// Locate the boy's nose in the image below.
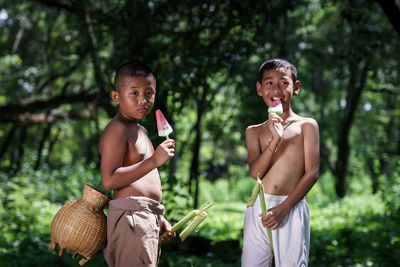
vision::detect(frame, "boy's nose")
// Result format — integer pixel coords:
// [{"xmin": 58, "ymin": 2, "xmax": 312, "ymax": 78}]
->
[
  {"xmin": 273, "ymin": 85, "xmax": 282, "ymax": 91},
  {"xmin": 138, "ymin": 94, "xmax": 148, "ymax": 104}
]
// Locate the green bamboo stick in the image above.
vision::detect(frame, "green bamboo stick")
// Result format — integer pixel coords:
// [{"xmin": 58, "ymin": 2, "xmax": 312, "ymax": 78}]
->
[
  {"xmin": 170, "ymin": 210, "xmax": 200, "ymax": 232},
  {"xmin": 159, "ymin": 201, "xmax": 215, "ymax": 244},
  {"xmin": 258, "ymin": 179, "xmax": 267, "ymax": 215},
  {"xmin": 170, "ymin": 201, "xmax": 214, "ymax": 232},
  {"xmin": 247, "ymin": 177, "xmax": 261, "ymax": 207},
  {"xmin": 258, "ymin": 179, "xmax": 273, "ymax": 250},
  {"xmin": 179, "ymin": 211, "xmax": 208, "ymax": 242},
  {"xmin": 199, "ymin": 201, "xmax": 215, "ymax": 212}
]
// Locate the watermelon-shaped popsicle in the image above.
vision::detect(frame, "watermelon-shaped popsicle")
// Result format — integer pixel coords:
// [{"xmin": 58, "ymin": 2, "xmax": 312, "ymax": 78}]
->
[
  {"xmin": 156, "ymin": 109, "xmax": 173, "ymax": 138},
  {"xmin": 268, "ymin": 99, "xmax": 283, "ymax": 114}
]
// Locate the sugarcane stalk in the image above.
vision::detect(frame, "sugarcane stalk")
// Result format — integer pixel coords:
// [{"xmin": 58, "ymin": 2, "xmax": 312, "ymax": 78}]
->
[
  {"xmin": 179, "ymin": 211, "xmax": 208, "ymax": 242},
  {"xmin": 258, "ymin": 179, "xmax": 273, "ymax": 250},
  {"xmin": 159, "ymin": 201, "xmax": 215, "ymax": 244},
  {"xmin": 170, "ymin": 210, "xmax": 200, "ymax": 232},
  {"xmin": 169, "ymin": 201, "xmax": 214, "ymax": 232},
  {"xmin": 247, "ymin": 176, "xmax": 261, "ymax": 207},
  {"xmin": 258, "ymin": 179, "xmax": 267, "ymax": 215},
  {"xmin": 199, "ymin": 201, "xmax": 215, "ymax": 212}
]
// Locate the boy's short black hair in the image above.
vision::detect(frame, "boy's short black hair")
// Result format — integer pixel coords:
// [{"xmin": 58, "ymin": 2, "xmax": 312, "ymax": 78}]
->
[
  {"xmin": 114, "ymin": 61, "xmax": 155, "ymax": 91},
  {"xmin": 259, "ymin": 58, "xmax": 297, "ymax": 84}
]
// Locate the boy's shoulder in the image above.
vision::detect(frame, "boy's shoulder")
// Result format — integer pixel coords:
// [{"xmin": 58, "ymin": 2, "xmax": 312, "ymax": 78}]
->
[
  {"xmin": 104, "ymin": 117, "xmax": 126, "ymax": 132},
  {"xmin": 295, "ymin": 116, "xmax": 319, "ymax": 136},
  {"xmin": 246, "ymin": 121, "xmax": 268, "ymax": 131},
  {"xmin": 296, "ymin": 116, "xmax": 318, "ymax": 127},
  {"xmin": 102, "ymin": 116, "xmax": 142, "ymax": 138},
  {"xmin": 245, "ymin": 121, "xmax": 269, "ymax": 139},
  {"xmin": 246, "ymin": 121, "xmax": 268, "ymax": 134}
]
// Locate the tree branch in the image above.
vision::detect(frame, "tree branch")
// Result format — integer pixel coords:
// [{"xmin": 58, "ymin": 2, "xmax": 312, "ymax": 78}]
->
[
  {"xmin": 0, "ymin": 92, "xmax": 97, "ymax": 120},
  {"xmin": 374, "ymin": 0, "xmax": 400, "ymax": 36},
  {"xmin": 2, "ymin": 104, "xmax": 95, "ymax": 125},
  {"xmin": 28, "ymin": 0, "xmax": 100, "ymax": 15},
  {"xmin": 29, "ymin": 0, "xmax": 78, "ymax": 13},
  {"xmin": 34, "ymin": 48, "xmax": 88, "ymax": 94}
]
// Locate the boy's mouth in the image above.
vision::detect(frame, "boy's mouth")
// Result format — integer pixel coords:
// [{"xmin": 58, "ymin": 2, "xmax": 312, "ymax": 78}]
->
[
  {"xmin": 138, "ymin": 106, "xmax": 149, "ymax": 113},
  {"xmin": 270, "ymin": 96, "xmax": 282, "ymax": 103}
]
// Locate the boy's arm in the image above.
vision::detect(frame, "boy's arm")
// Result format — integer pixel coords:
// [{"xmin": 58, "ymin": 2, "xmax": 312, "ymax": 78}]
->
[
  {"xmin": 101, "ymin": 123, "xmax": 174, "ymax": 191},
  {"xmin": 262, "ymin": 119, "xmax": 319, "ymax": 229},
  {"xmin": 247, "ymin": 117, "xmax": 283, "ymax": 179}
]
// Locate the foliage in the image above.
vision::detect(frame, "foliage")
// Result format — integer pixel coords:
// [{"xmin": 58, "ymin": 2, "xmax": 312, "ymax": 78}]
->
[
  {"xmin": 1, "ymin": 0, "xmax": 400, "ymax": 266},
  {"xmin": 1, "ymin": 164, "xmax": 400, "ymax": 266},
  {"xmin": 0, "ymin": 166, "xmax": 107, "ymax": 266},
  {"xmin": 310, "ymin": 195, "xmax": 400, "ymax": 266}
]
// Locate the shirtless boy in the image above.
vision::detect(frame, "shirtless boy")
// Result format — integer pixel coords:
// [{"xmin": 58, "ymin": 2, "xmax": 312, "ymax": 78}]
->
[
  {"xmin": 241, "ymin": 58, "xmax": 320, "ymax": 267},
  {"xmin": 99, "ymin": 62, "xmax": 175, "ymax": 267}
]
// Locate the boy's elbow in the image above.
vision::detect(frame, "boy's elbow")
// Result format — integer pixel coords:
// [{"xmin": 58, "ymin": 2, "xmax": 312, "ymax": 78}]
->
[
  {"xmin": 102, "ymin": 178, "xmax": 114, "ymax": 191},
  {"xmin": 311, "ymin": 168, "xmax": 319, "ymax": 183},
  {"xmin": 103, "ymin": 184, "xmax": 113, "ymax": 192}
]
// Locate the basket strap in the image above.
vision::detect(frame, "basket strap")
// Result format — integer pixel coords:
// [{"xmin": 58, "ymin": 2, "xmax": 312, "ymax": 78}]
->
[{"xmin": 93, "ymin": 190, "xmax": 111, "ymax": 212}]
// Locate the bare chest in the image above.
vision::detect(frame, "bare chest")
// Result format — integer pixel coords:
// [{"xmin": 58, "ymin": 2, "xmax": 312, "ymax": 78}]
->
[
  {"xmin": 123, "ymin": 130, "xmax": 152, "ymax": 165},
  {"xmin": 259, "ymin": 124, "xmax": 303, "ymax": 156}
]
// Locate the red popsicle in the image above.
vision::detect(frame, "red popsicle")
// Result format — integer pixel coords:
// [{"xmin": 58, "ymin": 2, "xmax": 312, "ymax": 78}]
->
[{"xmin": 155, "ymin": 109, "xmax": 173, "ymax": 139}]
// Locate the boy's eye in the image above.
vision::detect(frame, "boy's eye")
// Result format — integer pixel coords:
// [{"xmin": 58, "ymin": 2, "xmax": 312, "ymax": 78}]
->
[
  {"xmin": 146, "ymin": 91, "xmax": 154, "ymax": 96},
  {"xmin": 130, "ymin": 91, "xmax": 138, "ymax": 96}
]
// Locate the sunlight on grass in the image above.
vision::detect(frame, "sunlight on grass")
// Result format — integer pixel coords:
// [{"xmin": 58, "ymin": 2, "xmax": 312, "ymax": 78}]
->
[{"xmin": 199, "ymin": 201, "xmax": 246, "ymax": 243}]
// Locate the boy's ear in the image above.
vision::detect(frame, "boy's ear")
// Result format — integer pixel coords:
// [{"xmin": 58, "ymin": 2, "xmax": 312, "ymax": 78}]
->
[
  {"xmin": 293, "ymin": 80, "xmax": 301, "ymax": 96},
  {"xmin": 256, "ymin": 81, "xmax": 263, "ymax": 96},
  {"xmin": 110, "ymin": 90, "xmax": 120, "ymax": 104}
]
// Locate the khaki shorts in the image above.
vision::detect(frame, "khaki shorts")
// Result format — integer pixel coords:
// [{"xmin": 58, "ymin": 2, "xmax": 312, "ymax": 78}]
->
[{"xmin": 104, "ymin": 196, "xmax": 165, "ymax": 267}]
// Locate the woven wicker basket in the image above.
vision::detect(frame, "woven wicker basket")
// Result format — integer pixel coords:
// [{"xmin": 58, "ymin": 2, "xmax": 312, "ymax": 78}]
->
[{"xmin": 49, "ymin": 184, "xmax": 110, "ymax": 266}]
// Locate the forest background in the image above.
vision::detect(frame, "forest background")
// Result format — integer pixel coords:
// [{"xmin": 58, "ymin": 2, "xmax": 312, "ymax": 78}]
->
[{"xmin": 1, "ymin": 0, "xmax": 400, "ymax": 266}]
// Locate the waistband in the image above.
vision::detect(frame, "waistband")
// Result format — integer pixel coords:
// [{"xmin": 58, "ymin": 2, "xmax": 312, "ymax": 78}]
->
[
  {"xmin": 261, "ymin": 193, "xmax": 306, "ymax": 206},
  {"xmin": 109, "ymin": 196, "xmax": 165, "ymax": 216}
]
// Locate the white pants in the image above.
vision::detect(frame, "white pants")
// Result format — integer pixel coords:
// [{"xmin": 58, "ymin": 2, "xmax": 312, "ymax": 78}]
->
[{"xmin": 241, "ymin": 194, "xmax": 310, "ymax": 267}]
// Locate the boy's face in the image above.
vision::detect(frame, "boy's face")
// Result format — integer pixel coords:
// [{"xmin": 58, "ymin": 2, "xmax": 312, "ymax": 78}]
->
[
  {"xmin": 256, "ymin": 67, "xmax": 300, "ymax": 109},
  {"xmin": 110, "ymin": 75, "xmax": 156, "ymax": 122}
]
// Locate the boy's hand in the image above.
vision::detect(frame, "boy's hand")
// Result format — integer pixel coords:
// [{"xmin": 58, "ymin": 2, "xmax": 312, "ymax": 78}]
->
[
  {"xmin": 159, "ymin": 216, "xmax": 176, "ymax": 244},
  {"xmin": 267, "ymin": 113, "xmax": 284, "ymax": 140},
  {"xmin": 260, "ymin": 204, "xmax": 289, "ymax": 230},
  {"xmin": 151, "ymin": 139, "xmax": 175, "ymax": 167}
]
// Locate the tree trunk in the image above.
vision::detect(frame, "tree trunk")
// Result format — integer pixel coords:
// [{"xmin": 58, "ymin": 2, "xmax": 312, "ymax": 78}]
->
[
  {"xmin": 46, "ymin": 127, "xmax": 60, "ymax": 165},
  {"xmin": 188, "ymin": 107, "xmax": 203, "ymax": 208},
  {"xmin": 335, "ymin": 62, "xmax": 369, "ymax": 198},
  {"xmin": 10, "ymin": 127, "xmax": 28, "ymax": 175},
  {"xmin": 0, "ymin": 125, "xmax": 17, "ymax": 162},
  {"xmin": 84, "ymin": 11, "xmax": 115, "ymax": 118},
  {"xmin": 34, "ymin": 123, "xmax": 52, "ymax": 170},
  {"xmin": 366, "ymin": 157, "xmax": 379, "ymax": 194}
]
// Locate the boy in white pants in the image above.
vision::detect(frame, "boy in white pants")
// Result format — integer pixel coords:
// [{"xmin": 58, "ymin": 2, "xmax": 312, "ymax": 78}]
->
[{"xmin": 241, "ymin": 58, "xmax": 319, "ymax": 267}]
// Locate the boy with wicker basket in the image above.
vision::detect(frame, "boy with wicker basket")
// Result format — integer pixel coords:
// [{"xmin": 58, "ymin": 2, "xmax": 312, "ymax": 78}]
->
[{"xmin": 99, "ymin": 62, "xmax": 176, "ymax": 266}]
